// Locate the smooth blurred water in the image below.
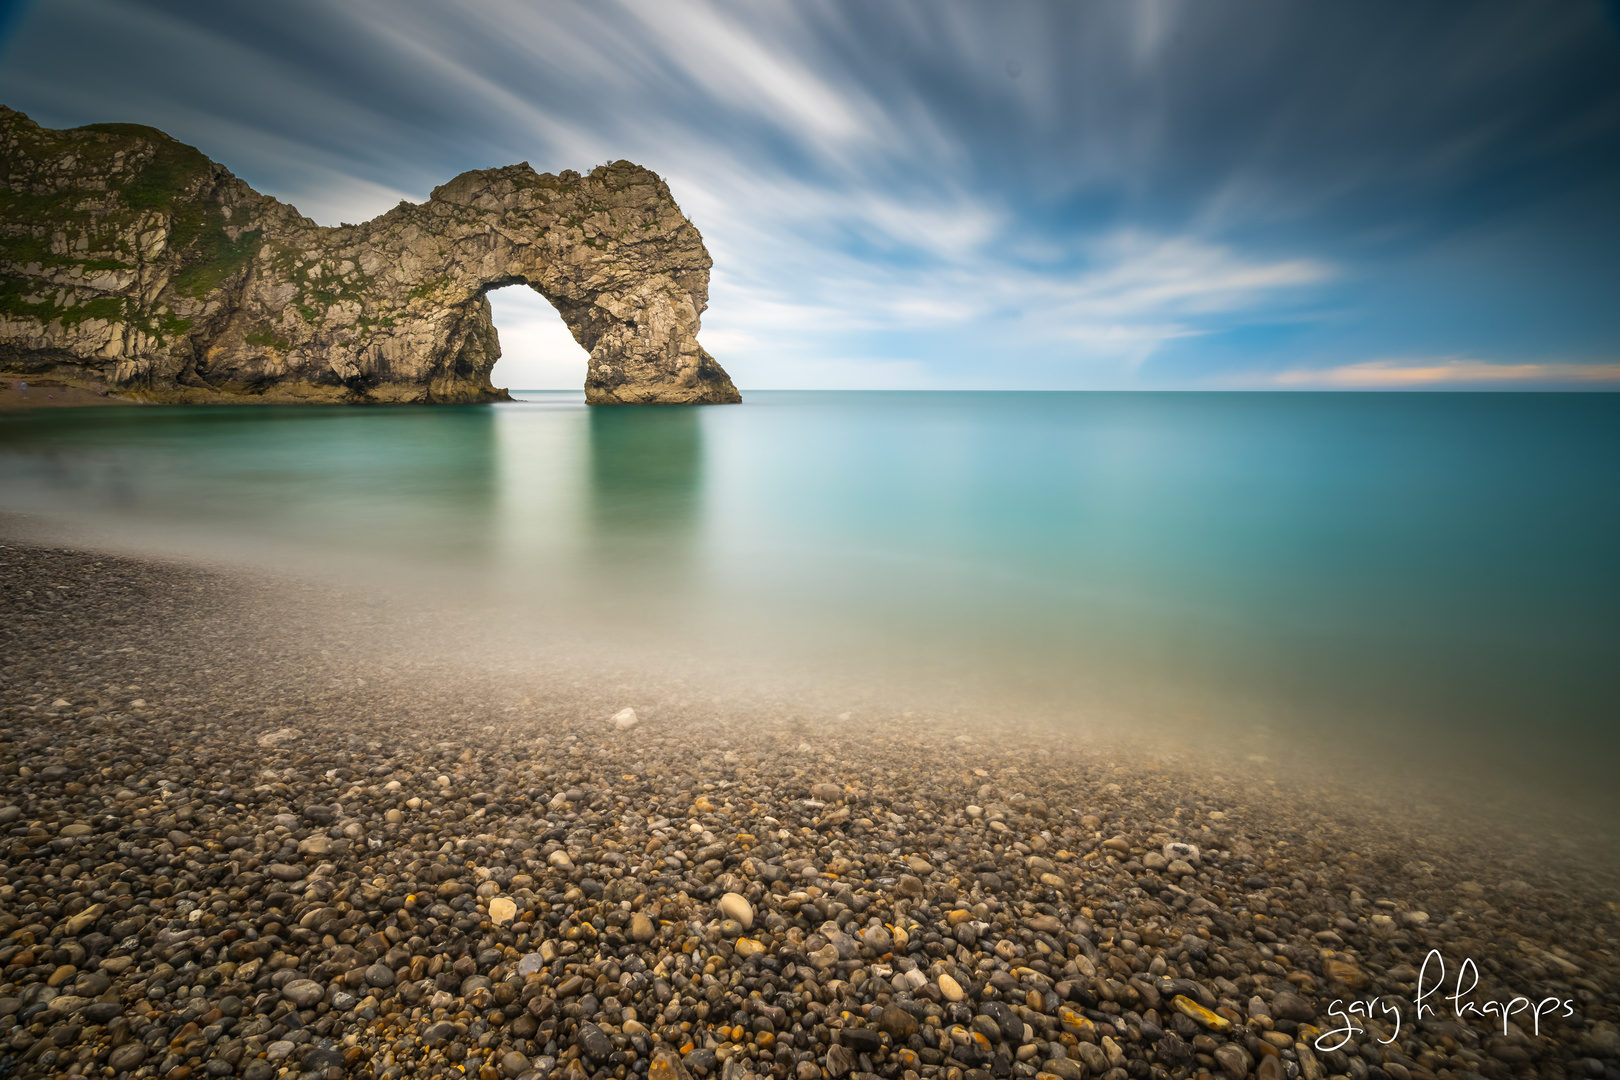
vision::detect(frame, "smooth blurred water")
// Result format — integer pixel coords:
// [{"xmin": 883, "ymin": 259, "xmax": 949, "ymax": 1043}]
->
[{"xmin": 3, "ymin": 391, "xmax": 1617, "ymax": 788}]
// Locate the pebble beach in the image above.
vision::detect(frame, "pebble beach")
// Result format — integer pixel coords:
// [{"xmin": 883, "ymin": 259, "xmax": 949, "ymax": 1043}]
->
[{"xmin": 2, "ymin": 539, "xmax": 1617, "ymax": 1080}]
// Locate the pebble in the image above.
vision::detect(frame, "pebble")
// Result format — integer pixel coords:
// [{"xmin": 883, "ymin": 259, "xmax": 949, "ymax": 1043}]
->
[
  {"xmin": 879, "ymin": 1002, "xmax": 919, "ymax": 1038},
  {"xmin": 649, "ymin": 1049, "xmax": 693, "ymax": 1080},
  {"xmin": 1323, "ymin": 956, "xmax": 1370, "ymax": 988},
  {"xmin": 1076, "ymin": 1040, "xmax": 1109, "ymax": 1072},
  {"xmin": 1214, "ymin": 1042, "xmax": 1253, "ymax": 1080},
  {"xmin": 107, "ymin": 1043, "xmax": 147, "ymax": 1070},
  {"xmin": 0, "ymin": 542, "xmax": 1613, "ymax": 1080},
  {"xmin": 1045, "ymin": 1056, "xmax": 1084, "ymax": 1080},
  {"xmin": 281, "ymin": 978, "xmax": 325, "ymax": 1007},
  {"xmin": 613, "ymin": 707, "xmax": 639, "ymax": 730},
  {"xmin": 717, "ymin": 890, "xmax": 753, "ymax": 929},
  {"xmin": 578, "ymin": 1021, "xmax": 612, "ymax": 1060},
  {"xmin": 1271, "ymin": 990, "xmax": 1315, "ymax": 1021},
  {"xmin": 1173, "ymin": 994, "xmax": 1230, "ymax": 1031}
]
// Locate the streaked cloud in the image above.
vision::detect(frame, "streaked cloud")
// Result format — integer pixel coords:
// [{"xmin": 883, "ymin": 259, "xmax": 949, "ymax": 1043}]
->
[
  {"xmin": 1269, "ymin": 358, "xmax": 1620, "ymax": 389},
  {"xmin": 699, "ymin": 230, "xmax": 1332, "ymax": 366},
  {"xmin": 2, "ymin": 0, "xmax": 1616, "ymax": 389}
]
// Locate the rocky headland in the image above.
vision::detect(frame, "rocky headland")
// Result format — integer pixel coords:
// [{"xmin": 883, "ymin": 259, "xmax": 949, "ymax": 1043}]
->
[
  {"xmin": 0, "ymin": 107, "xmax": 740, "ymax": 405},
  {"xmin": 0, "ymin": 541, "xmax": 1616, "ymax": 1080}
]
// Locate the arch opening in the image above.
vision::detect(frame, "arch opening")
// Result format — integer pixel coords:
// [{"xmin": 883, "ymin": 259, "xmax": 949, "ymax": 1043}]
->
[{"xmin": 485, "ymin": 284, "xmax": 592, "ymax": 395}]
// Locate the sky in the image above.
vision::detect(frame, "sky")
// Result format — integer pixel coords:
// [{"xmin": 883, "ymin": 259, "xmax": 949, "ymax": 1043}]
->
[{"xmin": 3, "ymin": 0, "xmax": 1620, "ymax": 390}]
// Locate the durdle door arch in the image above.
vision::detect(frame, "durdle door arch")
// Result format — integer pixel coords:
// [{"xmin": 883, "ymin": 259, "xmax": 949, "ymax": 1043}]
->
[{"xmin": 0, "ymin": 106, "xmax": 741, "ymax": 405}]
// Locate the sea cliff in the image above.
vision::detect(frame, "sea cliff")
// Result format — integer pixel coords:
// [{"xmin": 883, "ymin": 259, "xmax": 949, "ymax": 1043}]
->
[{"xmin": 0, "ymin": 107, "xmax": 739, "ymax": 404}]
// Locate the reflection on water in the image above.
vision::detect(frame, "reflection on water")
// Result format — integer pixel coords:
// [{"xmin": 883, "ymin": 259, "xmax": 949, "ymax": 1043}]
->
[
  {"xmin": 2, "ymin": 391, "xmax": 1618, "ymax": 803},
  {"xmin": 587, "ymin": 405, "xmax": 703, "ymax": 579},
  {"xmin": 0, "ymin": 405, "xmax": 507, "ymax": 567}
]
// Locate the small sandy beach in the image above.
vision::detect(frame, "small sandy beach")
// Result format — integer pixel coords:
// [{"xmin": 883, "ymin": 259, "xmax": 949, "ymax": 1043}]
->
[{"xmin": 0, "ymin": 381, "xmax": 136, "ymax": 410}]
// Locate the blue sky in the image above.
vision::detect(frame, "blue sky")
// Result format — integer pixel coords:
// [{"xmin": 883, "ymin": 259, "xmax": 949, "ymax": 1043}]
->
[{"xmin": 3, "ymin": 0, "xmax": 1619, "ymax": 389}]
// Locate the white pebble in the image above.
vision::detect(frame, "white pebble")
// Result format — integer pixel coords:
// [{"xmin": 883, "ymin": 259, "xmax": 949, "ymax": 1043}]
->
[{"xmin": 718, "ymin": 891, "xmax": 754, "ymax": 929}]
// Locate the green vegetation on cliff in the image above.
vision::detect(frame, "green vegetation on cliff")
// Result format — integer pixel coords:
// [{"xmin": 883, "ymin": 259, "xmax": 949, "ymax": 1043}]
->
[{"xmin": 0, "ymin": 110, "xmax": 257, "ymax": 343}]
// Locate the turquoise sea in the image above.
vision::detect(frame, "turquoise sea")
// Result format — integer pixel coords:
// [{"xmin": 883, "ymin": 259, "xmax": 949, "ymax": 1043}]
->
[{"xmin": 3, "ymin": 391, "xmax": 1617, "ymax": 798}]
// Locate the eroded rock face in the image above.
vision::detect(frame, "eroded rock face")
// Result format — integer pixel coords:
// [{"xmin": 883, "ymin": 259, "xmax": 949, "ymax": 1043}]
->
[{"xmin": 0, "ymin": 106, "xmax": 740, "ymax": 404}]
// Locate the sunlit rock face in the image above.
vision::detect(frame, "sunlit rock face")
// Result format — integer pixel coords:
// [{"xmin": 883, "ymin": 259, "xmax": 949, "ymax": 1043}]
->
[{"xmin": 0, "ymin": 107, "xmax": 740, "ymax": 405}]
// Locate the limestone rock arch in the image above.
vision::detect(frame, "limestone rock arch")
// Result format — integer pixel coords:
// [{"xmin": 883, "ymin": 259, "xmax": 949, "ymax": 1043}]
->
[{"xmin": 0, "ymin": 106, "xmax": 740, "ymax": 404}]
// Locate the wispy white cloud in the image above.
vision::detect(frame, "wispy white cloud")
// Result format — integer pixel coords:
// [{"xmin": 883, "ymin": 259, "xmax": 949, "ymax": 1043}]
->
[
  {"xmin": 700, "ymin": 226, "xmax": 1332, "ymax": 384},
  {"xmin": 621, "ymin": 1, "xmax": 881, "ymax": 155},
  {"xmin": 1051, "ymin": 232, "xmax": 1330, "ymax": 318},
  {"xmin": 347, "ymin": 13, "xmax": 612, "ymax": 172},
  {"xmin": 1267, "ymin": 357, "xmax": 1620, "ymax": 389}
]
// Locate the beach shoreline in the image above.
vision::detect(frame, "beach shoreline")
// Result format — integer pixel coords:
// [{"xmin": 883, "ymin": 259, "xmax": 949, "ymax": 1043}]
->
[
  {"xmin": 1, "ymin": 539, "xmax": 1615, "ymax": 1080},
  {"xmin": 0, "ymin": 381, "xmax": 137, "ymax": 410}
]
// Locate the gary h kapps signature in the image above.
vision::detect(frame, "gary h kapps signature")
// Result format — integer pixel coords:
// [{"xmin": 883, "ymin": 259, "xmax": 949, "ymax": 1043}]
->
[{"xmin": 1314, "ymin": 949, "xmax": 1576, "ymax": 1051}]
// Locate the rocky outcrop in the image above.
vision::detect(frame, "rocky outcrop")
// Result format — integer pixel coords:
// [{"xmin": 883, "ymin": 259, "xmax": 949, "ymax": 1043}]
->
[{"xmin": 0, "ymin": 106, "xmax": 740, "ymax": 404}]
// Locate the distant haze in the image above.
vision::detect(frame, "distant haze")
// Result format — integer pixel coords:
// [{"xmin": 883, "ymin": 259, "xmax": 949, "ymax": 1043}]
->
[{"xmin": 3, "ymin": 0, "xmax": 1618, "ymax": 390}]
